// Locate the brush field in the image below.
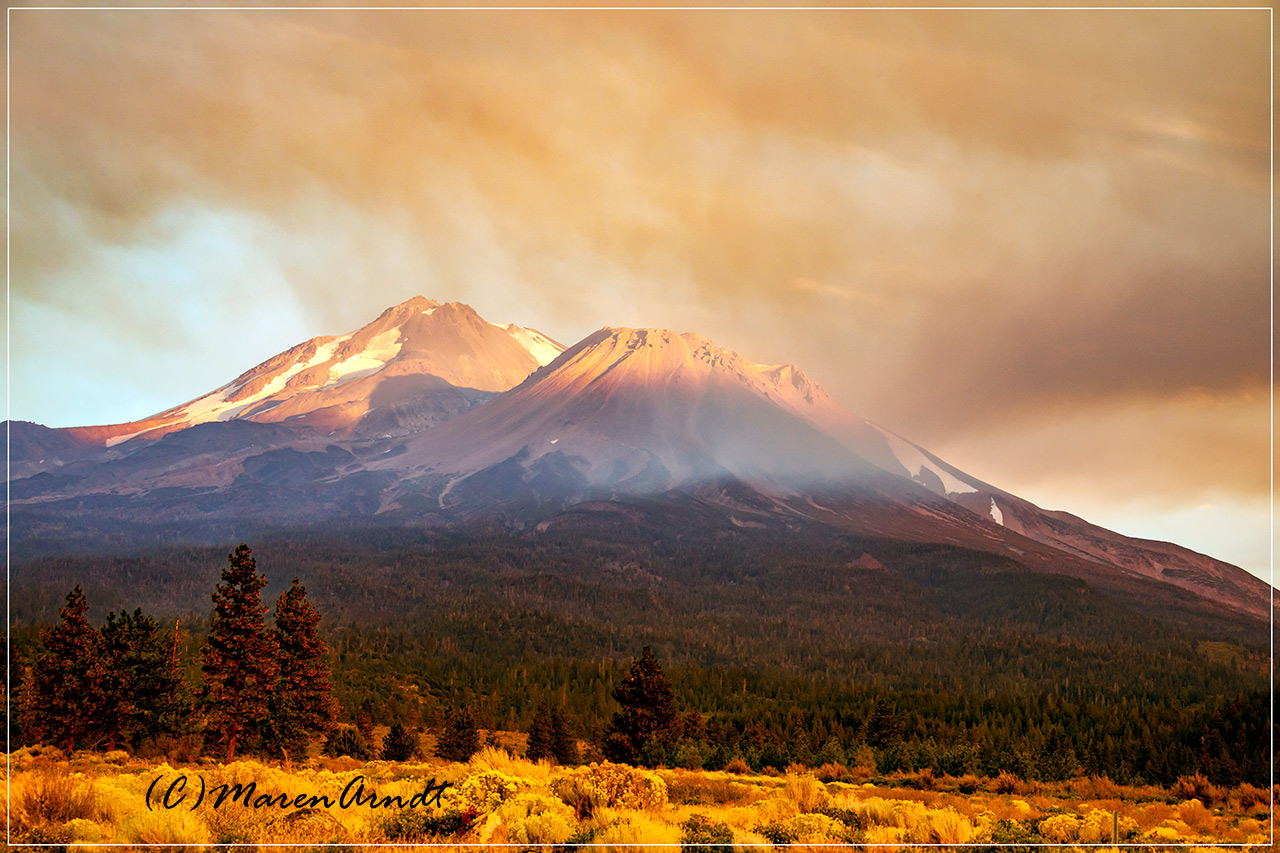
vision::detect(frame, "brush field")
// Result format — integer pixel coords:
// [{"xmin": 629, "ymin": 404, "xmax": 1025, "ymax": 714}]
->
[{"xmin": 7, "ymin": 741, "xmax": 1274, "ymax": 850}]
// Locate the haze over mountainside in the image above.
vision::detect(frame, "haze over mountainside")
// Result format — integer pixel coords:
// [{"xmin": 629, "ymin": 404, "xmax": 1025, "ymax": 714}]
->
[{"xmin": 7, "ymin": 297, "xmax": 1271, "ymax": 620}]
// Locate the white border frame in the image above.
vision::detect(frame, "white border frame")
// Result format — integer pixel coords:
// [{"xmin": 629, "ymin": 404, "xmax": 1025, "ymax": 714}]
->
[{"xmin": 2, "ymin": 4, "xmax": 1269, "ymax": 845}]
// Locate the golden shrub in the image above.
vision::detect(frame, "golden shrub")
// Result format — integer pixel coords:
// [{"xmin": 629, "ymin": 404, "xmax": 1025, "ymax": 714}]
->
[
  {"xmin": 1173, "ymin": 773, "xmax": 1223, "ymax": 805},
  {"xmin": 993, "ymin": 770, "xmax": 1020, "ymax": 794},
  {"xmin": 118, "ymin": 808, "xmax": 213, "ymax": 845},
  {"xmin": 470, "ymin": 746, "xmax": 553, "ymax": 782},
  {"xmin": 864, "ymin": 823, "xmax": 906, "ymax": 847},
  {"xmin": 813, "ymin": 762, "xmax": 850, "ymax": 783},
  {"xmin": 1038, "ymin": 813, "xmax": 1082, "ymax": 842},
  {"xmin": 497, "ymin": 793, "xmax": 576, "ymax": 845},
  {"xmin": 457, "ymin": 769, "xmax": 526, "ymax": 813},
  {"xmin": 1073, "ymin": 806, "xmax": 1139, "ymax": 843},
  {"xmin": 1176, "ymin": 798, "xmax": 1216, "ymax": 833},
  {"xmin": 596, "ymin": 812, "xmax": 682, "ymax": 850},
  {"xmin": 783, "ymin": 812, "xmax": 845, "ymax": 843},
  {"xmin": 781, "ymin": 771, "xmax": 830, "ymax": 813},
  {"xmin": 552, "ymin": 762, "xmax": 667, "ymax": 817},
  {"xmin": 1145, "ymin": 825, "xmax": 1183, "ymax": 842},
  {"xmin": 1234, "ymin": 782, "xmax": 1268, "ymax": 811},
  {"xmin": 923, "ymin": 807, "xmax": 973, "ymax": 844},
  {"xmin": 12, "ymin": 770, "xmax": 100, "ymax": 827}
]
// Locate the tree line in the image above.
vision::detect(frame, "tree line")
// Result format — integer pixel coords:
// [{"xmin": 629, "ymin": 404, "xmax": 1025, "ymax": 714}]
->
[
  {"xmin": 19, "ymin": 544, "xmax": 335, "ymax": 761},
  {"xmin": 12, "ymin": 542, "xmax": 1272, "ymax": 788}
]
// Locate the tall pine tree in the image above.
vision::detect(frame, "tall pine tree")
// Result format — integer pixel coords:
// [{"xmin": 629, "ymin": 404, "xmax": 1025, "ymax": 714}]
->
[
  {"xmin": 263, "ymin": 578, "xmax": 337, "ymax": 759},
  {"xmin": 526, "ymin": 703, "xmax": 555, "ymax": 762},
  {"xmin": 21, "ymin": 587, "xmax": 106, "ymax": 752},
  {"xmin": 100, "ymin": 609, "xmax": 187, "ymax": 751},
  {"xmin": 437, "ymin": 706, "xmax": 480, "ymax": 762},
  {"xmin": 201, "ymin": 544, "xmax": 278, "ymax": 761},
  {"xmin": 550, "ymin": 705, "xmax": 580, "ymax": 766},
  {"xmin": 603, "ymin": 646, "xmax": 680, "ymax": 766}
]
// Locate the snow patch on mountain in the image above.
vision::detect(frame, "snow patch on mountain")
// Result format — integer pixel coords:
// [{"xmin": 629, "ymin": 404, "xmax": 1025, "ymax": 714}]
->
[
  {"xmin": 875, "ymin": 428, "xmax": 977, "ymax": 495},
  {"xmin": 329, "ymin": 328, "xmax": 403, "ymax": 383},
  {"xmin": 990, "ymin": 497, "xmax": 1004, "ymax": 526},
  {"xmin": 504, "ymin": 324, "xmax": 565, "ymax": 366}
]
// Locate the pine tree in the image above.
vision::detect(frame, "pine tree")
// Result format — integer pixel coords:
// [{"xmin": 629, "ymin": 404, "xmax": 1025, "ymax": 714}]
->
[
  {"xmin": 550, "ymin": 706, "xmax": 580, "ymax": 765},
  {"xmin": 356, "ymin": 699, "xmax": 375, "ymax": 744},
  {"xmin": 22, "ymin": 587, "xmax": 106, "ymax": 752},
  {"xmin": 603, "ymin": 646, "xmax": 680, "ymax": 766},
  {"xmin": 867, "ymin": 699, "xmax": 902, "ymax": 748},
  {"xmin": 322, "ymin": 725, "xmax": 373, "ymax": 760},
  {"xmin": 526, "ymin": 703, "xmax": 555, "ymax": 762},
  {"xmin": 201, "ymin": 544, "xmax": 279, "ymax": 761},
  {"xmin": 264, "ymin": 578, "xmax": 337, "ymax": 760},
  {"xmin": 437, "ymin": 706, "xmax": 480, "ymax": 763},
  {"xmin": 100, "ymin": 609, "xmax": 187, "ymax": 751},
  {"xmin": 381, "ymin": 723, "xmax": 419, "ymax": 762}
]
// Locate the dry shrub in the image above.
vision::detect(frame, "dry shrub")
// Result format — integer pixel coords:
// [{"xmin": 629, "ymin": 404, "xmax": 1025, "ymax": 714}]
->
[
  {"xmin": 1234, "ymin": 782, "xmax": 1268, "ymax": 811},
  {"xmin": 1176, "ymin": 797, "xmax": 1216, "ymax": 833},
  {"xmin": 1077, "ymin": 807, "xmax": 1138, "ymax": 842},
  {"xmin": 814, "ymin": 761, "xmax": 851, "ymax": 783},
  {"xmin": 864, "ymin": 823, "xmax": 906, "ymax": 848},
  {"xmin": 784, "ymin": 812, "xmax": 845, "ymax": 842},
  {"xmin": 984, "ymin": 796, "xmax": 1034, "ymax": 822},
  {"xmin": 12, "ymin": 771, "xmax": 101, "ymax": 829},
  {"xmin": 456, "ymin": 769, "xmax": 527, "ymax": 813},
  {"xmin": 1071, "ymin": 774, "xmax": 1123, "ymax": 800},
  {"xmin": 1038, "ymin": 813, "xmax": 1082, "ymax": 842},
  {"xmin": 118, "ymin": 809, "xmax": 213, "ymax": 846},
  {"xmin": 992, "ymin": 770, "xmax": 1020, "ymax": 794},
  {"xmin": 665, "ymin": 772, "xmax": 752, "ymax": 806},
  {"xmin": 847, "ymin": 796, "xmax": 898, "ymax": 828},
  {"xmin": 914, "ymin": 767, "xmax": 936, "ymax": 790},
  {"xmin": 595, "ymin": 810, "xmax": 682, "ymax": 850},
  {"xmin": 723, "ymin": 756, "xmax": 752, "ymax": 775},
  {"xmin": 955, "ymin": 773, "xmax": 980, "ymax": 794},
  {"xmin": 781, "ymin": 771, "xmax": 830, "ymax": 813},
  {"xmin": 552, "ymin": 762, "xmax": 667, "ymax": 820},
  {"xmin": 470, "ymin": 746, "xmax": 552, "ymax": 782},
  {"xmin": 1173, "ymin": 773, "xmax": 1224, "ymax": 805},
  {"xmin": 922, "ymin": 807, "xmax": 973, "ymax": 844},
  {"xmin": 1145, "ymin": 825, "xmax": 1183, "ymax": 843},
  {"xmin": 495, "ymin": 792, "xmax": 576, "ymax": 845}
]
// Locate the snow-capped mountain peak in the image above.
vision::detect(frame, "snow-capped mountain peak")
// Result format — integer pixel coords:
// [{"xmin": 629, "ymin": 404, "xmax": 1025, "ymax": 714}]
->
[{"xmin": 94, "ymin": 297, "xmax": 565, "ymax": 444}]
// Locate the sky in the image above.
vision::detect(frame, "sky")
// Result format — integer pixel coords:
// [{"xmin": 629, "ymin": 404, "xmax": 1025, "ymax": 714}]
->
[{"xmin": 7, "ymin": 5, "xmax": 1272, "ymax": 582}]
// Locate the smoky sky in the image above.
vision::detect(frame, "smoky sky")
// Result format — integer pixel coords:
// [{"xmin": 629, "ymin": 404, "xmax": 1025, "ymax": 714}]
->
[{"xmin": 7, "ymin": 7, "xmax": 1272, "ymax": 577}]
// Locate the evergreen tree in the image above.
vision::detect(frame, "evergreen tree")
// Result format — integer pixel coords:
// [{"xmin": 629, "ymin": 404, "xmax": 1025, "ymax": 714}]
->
[
  {"xmin": 867, "ymin": 699, "xmax": 902, "ymax": 748},
  {"xmin": 100, "ymin": 609, "xmax": 186, "ymax": 751},
  {"xmin": 437, "ymin": 706, "xmax": 480, "ymax": 762},
  {"xmin": 22, "ymin": 587, "xmax": 106, "ymax": 752},
  {"xmin": 550, "ymin": 705, "xmax": 580, "ymax": 765},
  {"xmin": 381, "ymin": 723, "xmax": 419, "ymax": 762},
  {"xmin": 356, "ymin": 699, "xmax": 376, "ymax": 744},
  {"xmin": 526, "ymin": 703, "xmax": 555, "ymax": 762},
  {"xmin": 264, "ymin": 578, "xmax": 337, "ymax": 759},
  {"xmin": 603, "ymin": 646, "xmax": 680, "ymax": 765},
  {"xmin": 201, "ymin": 544, "xmax": 279, "ymax": 761},
  {"xmin": 322, "ymin": 725, "xmax": 373, "ymax": 760}
]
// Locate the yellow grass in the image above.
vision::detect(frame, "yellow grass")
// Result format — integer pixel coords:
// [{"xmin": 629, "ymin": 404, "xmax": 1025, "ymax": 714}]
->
[{"xmin": 4, "ymin": 745, "xmax": 1269, "ymax": 849}]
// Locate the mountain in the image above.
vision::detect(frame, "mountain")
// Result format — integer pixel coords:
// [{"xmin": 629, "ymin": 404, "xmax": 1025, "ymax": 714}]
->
[
  {"xmin": 7, "ymin": 299, "xmax": 1271, "ymax": 620},
  {"xmin": 58, "ymin": 297, "xmax": 565, "ymax": 449}
]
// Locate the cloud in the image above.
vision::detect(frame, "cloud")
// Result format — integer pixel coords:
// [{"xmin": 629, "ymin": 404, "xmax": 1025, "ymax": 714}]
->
[{"xmin": 8, "ymin": 9, "xmax": 1270, "ymax": 564}]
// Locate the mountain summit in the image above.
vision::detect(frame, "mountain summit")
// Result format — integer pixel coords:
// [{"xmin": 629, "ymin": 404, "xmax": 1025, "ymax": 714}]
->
[{"xmin": 68, "ymin": 297, "xmax": 565, "ymax": 445}]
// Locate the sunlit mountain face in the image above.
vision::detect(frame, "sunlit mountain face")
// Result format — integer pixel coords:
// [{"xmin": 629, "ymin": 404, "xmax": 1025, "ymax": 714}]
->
[{"xmin": 7, "ymin": 297, "xmax": 1272, "ymax": 619}]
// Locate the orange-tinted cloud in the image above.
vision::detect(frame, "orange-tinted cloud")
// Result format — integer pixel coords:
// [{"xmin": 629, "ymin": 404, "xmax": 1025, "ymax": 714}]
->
[{"xmin": 8, "ymin": 7, "xmax": 1271, "ymax": 570}]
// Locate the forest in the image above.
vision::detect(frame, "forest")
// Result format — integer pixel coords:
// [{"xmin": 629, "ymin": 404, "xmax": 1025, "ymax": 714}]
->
[{"xmin": 9, "ymin": 515, "xmax": 1273, "ymax": 789}]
